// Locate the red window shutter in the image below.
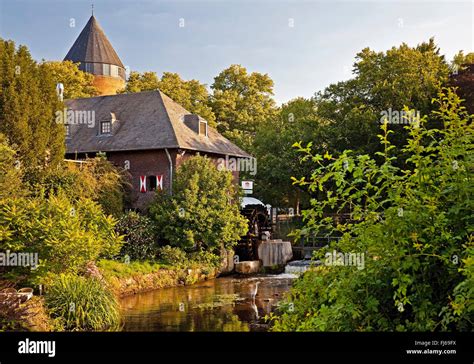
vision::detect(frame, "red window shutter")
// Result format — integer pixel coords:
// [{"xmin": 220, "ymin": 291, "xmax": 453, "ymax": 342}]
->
[
  {"xmin": 156, "ymin": 175, "xmax": 163, "ymax": 190},
  {"xmin": 140, "ymin": 176, "xmax": 147, "ymax": 193}
]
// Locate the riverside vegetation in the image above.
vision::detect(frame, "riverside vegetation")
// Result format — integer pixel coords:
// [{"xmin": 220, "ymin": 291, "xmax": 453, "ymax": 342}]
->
[{"xmin": 0, "ymin": 37, "xmax": 472, "ymax": 332}]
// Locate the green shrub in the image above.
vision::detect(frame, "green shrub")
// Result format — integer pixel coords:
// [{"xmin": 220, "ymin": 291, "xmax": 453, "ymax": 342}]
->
[
  {"xmin": 115, "ymin": 211, "xmax": 158, "ymax": 260},
  {"xmin": 271, "ymin": 89, "xmax": 473, "ymax": 332},
  {"xmin": 189, "ymin": 249, "xmax": 221, "ymax": 269},
  {"xmin": 0, "ymin": 192, "xmax": 123, "ymax": 279},
  {"xmin": 45, "ymin": 273, "xmax": 120, "ymax": 331},
  {"xmin": 149, "ymin": 156, "xmax": 248, "ymax": 255},
  {"xmin": 157, "ymin": 245, "xmax": 188, "ymax": 268},
  {"xmin": 0, "ymin": 134, "xmax": 25, "ymax": 200},
  {"xmin": 38, "ymin": 155, "xmax": 127, "ymax": 217}
]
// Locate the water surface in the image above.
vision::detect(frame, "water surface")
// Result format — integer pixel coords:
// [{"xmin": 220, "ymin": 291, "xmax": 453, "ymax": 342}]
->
[{"xmin": 120, "ymin": 275, "xmax": 295, "ymax": 332}]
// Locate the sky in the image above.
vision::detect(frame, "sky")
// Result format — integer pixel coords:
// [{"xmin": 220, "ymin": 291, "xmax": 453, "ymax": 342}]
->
[{"xmin": 0, "ymin": 0, "xmax": 472, "ymax": 104}]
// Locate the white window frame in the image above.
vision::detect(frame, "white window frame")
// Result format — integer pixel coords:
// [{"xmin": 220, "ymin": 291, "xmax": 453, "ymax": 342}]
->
[
  {"xmin": 110, "ymin": 65, "xmax": 119, "ymax": 78},
  {"xmin": 102, "ymin": 63, "xmax": 111, "ymax": 76},
  {"xmin": 100, "ymin": 120, "xmax": 111, "ymax": 134},
  {"xmin": 199, "ymin": 120, "xmax": 208, "ymax": 137}
]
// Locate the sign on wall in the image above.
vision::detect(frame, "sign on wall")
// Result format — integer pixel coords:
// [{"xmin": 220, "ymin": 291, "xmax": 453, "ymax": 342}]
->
[{"xmin": 241, "ymin": 180, "xmax": 253, "ymax": 194}]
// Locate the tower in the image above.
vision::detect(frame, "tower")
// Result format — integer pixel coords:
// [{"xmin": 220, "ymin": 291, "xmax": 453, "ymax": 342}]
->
[{"xmin": 64, "ymin": 15, "xmax": 126, "ymax": 95}]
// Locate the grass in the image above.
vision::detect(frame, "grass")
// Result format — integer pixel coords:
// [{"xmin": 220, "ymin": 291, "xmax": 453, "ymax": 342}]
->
[
  {"xmin": 97, "ymin": 259, "xmax": 171, "ymax": 279},
  {"xmin": 97, "ymin": 258, "xmax": 218, "ymax": 297},
  {"xmin": 45, "ymin": 273, "xmax": 120, "ymax": 331}
]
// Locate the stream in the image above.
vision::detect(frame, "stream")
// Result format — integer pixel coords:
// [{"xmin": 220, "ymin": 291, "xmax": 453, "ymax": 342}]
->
[{"xmin": 120, "ymin": 274, "xmax": 296, "ymax": 331}]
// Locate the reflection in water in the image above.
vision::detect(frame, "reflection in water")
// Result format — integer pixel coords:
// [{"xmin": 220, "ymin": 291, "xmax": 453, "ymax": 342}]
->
[{"xmin": 120, "ymin": 275, "xmax": 295, "ymax": 332}]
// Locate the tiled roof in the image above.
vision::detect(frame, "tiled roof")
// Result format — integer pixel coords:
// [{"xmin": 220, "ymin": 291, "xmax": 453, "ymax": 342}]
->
[
  {"xmin": 65, "ymin": 90, "xmax": 251, "ymax": 158},
  {"xmin": 64, "ymin": 15, "xmax": 125, "ymax": 68}
]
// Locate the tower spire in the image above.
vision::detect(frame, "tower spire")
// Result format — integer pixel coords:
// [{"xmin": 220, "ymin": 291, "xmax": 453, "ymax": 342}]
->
[{"xmin": 64, "ymin": 14, "xmax": 125, "ymax": 95}]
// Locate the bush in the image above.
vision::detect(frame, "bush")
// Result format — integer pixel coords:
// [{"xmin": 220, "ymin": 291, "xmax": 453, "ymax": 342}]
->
[
  {"xmin": 271, "ymin": 89, "xmax": 473, "ymax": 331},
  {"xmin": 44, "ymin": 273, "xmax": 120, "ymax": 331},
  {"xmin": 189, "ymin": 249, "xmax": 221, "ymax": 268},
  {"xmin": 0, "ymin": 134, "xmax": 25, "ymax": 200},
  {"xmin": 149, "ymin": 156, "xmax": 248, "ymax": 255},
  {"xmin": 157, "ymin": 246, "xmax": 188, "ymax": 268},
  {"xmin": 116, "ymin": 211, "xmax": 158, "ymax": 261},
  {"xmin": 39, "ymin": 155, "xmax": 128, "ymax": 217},
  {"xmin": 0, "ymin": 192, "xmax": 123, "ymax": 279}
]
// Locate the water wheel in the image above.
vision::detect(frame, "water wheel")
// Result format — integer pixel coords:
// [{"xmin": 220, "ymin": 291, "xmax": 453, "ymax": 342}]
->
[{"xmin": 236, "ymin": 204, "xmax": 271, "ymax": 261}]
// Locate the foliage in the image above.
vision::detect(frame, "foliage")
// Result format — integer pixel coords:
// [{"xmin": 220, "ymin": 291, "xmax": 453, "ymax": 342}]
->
[
  {"xmin": 149, "ymin": 156, "xmax": 248, "ymax": 255},
  {"xmin": 253, "ymin": 40, "xmax": 451, "ymax": 210},
  {"xmin": 210, "ymin": 64, "xmax": 277, "ymax": 149},
  {"xmin": 39, "ymin": 155, "xmax": 128, "ymax": 217},
  {"xmin": 42, "ymin": 61, "xmax": 98, "ymax": 99},
  {"xmin": 0, "ymin": 192, "xmax": 123, "ymax": 279},
  {"xmin": 314, "ymin": 38, "xmax": 450, "ymax": 156},
  {"xmin": 119, "ymin": 71, "xmax": 160, "ymax": 93},
  {"xmin": 253, "ymin": 97, "xmax": 320, "ymax": 208},
  {"xmin": 44, "ymin": 273, "xmax": 120, "ymax": 331},
  {"xmin": 271, "ymin": 89, "xmax": 473, "ymax": 331},
  {"xmin": 119, "ymin": 71, "xmax": 216, "ymax": 126},
  {"xmin": 97, "ymin": 259, "xmax": 166, "ymax": 279},
  {"xmin": 451, "ymin": 51, "xmax": 474, "ymax": 71},
  {"xmin": 115, "ymin": 211, "xmax": 158, "ymax": 261},
  {"xmin": 157, "ymin": 245, "xmax": 189, "ymax": 268},
  {"xmin": 0, "ymin": 39, "xmax": 65, "ymax": 177},
  {"xmin": 450, "ymin": 52, "xmax": 474, "ymax": 114},
  {"xmin": 0, "ymin": 133, "xmax": 25, "ymax": 199},
  {"xmin": 188, "ymin": 249, "xmax": 221, "ymax": 269}
]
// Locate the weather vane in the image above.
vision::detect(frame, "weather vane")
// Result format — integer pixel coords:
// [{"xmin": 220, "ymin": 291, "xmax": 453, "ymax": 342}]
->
[{"xmin": 91, "ymin": 4, "xmax": 94, "ymax": 16}]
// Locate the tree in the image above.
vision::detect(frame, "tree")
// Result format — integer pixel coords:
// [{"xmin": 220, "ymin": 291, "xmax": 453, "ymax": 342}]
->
[
  {"xmin": 39, "ymin": 155, "xmax": 128, "ymax": 217},
  {"xmin": 119, "ymin": 71, "xmax": 160, "ymax": 93},
  {"xmin": 0, "ymin": 39, "xmax": 65, "ymax": 178},
  {"xmin": 271, "ymin": 88, "xmax": 473, "ymax": 332},
  {"xmin": 116, "ymin": 211, "xmax": 158, "ymax": 261},
  {"xmin": 450, "ymin": 51, "xmax": 474, "ymax": 114},
  {"xmin": 315, "ymin": 38, "xmax": 450, "ymax": 156},
  {"xmin": 210, "ymin": 64, "xmax": 277, "ymax": 149},
  {"xmin": 451, "ymin": 51, "xmax": 474, "ymax": 71},
  {"xmin": 0, "ymin": 133, "xmax": 24, "ymax": 199},
  {"xmin": 119, "ymin": 71, "xmax": 216, "ymax": 126},
  {"xmin": 253, "ymin": 97, "xmax": 321, "ymax": 210},
  {"xmin": 149, "ymin": 156, "xmax": 248, "ymax": 255},
  {"xmin": 42, "ymin": 61, "xmax": 98, "ymax": 99}
]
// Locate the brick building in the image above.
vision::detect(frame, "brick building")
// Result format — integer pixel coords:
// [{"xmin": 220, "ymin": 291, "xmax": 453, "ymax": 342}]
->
[
  {"xmin": 65, "ymin": 91, "xmax": 250, "ymax": 209},
  {"xmin": 64, "ymin": 16, "xmax": 251, "ymax": 210}
]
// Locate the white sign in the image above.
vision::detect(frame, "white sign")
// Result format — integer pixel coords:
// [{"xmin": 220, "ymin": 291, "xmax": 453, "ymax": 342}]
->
[{"xmin": 241, "ymin": 180, "xmax": 253, "ymax": 194}]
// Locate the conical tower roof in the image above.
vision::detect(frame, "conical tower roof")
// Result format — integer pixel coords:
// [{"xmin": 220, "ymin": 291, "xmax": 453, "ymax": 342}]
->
[{"xmin": 64, "ymin": 15, "xmax": 124, "ymax": 68}]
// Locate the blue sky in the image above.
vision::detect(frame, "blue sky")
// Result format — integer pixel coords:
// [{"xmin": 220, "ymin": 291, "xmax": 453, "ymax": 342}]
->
[{"xmin": 0, "ymin": 0, "xmax": 472, "ymax": 104}]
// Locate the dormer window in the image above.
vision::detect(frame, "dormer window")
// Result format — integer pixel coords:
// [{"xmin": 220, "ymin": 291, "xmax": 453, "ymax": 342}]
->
[
  {"xmin": 99, "ymin": 113, "xmax": 117, "ymax": 135},
  {"xmin": 100, "ymin": 120, "xmax": 111, "ymax": 134},
  {"xmin": 183, "ymin": 114, "xmax": 208, "ymax": 137},
  {"xmin": 199, "ymin": 120, "xmax": 208, "ymax": 137}
]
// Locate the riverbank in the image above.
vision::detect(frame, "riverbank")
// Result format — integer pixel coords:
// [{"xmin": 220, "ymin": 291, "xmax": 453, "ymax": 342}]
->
[
  {"xmin": 97, "ymin": 260, "xmax": 219, "ymax": 297},
  {"xmin": 0, "ymin": 259, "xmax": 220, "ymax": 332}
]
